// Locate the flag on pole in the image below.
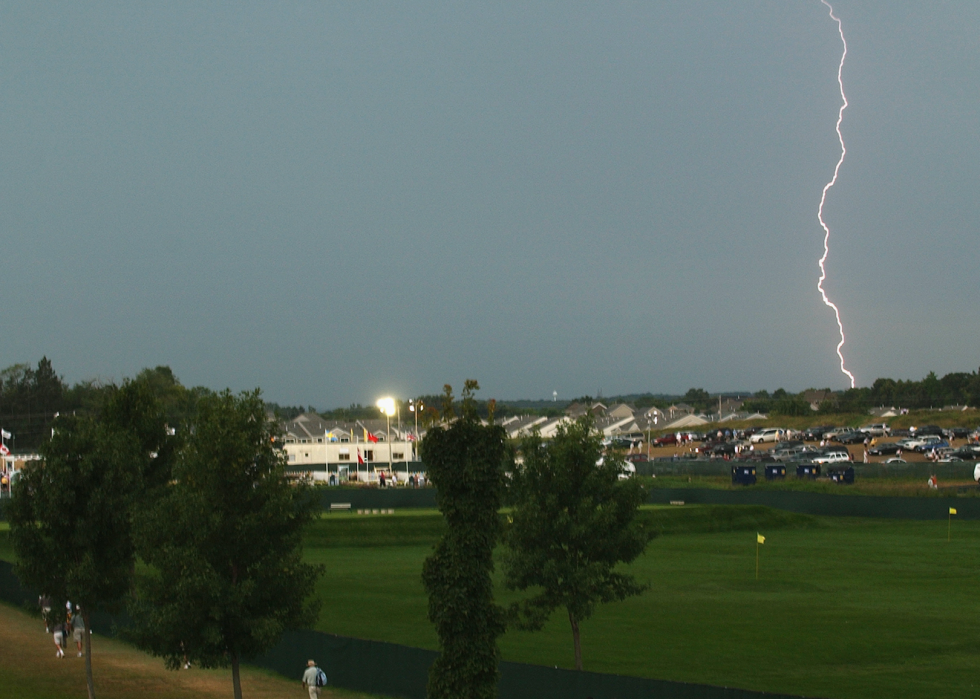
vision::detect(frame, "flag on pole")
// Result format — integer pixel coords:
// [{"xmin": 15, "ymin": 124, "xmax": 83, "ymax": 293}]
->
[
  {"xmin": 949, "ymin": 507, "xmax": 957, "ymax": 515},
  {"xmin": 367, "ymin": 432, "xmax": 379, "ymax": 443},
  {"xmin": 357, "ymin": 448, "xmax": 365, "ymax": 466},
  {"xmin": 0, "ymin": 429, "xmax": 10, "ymax": 439},
  {"xmin": 757, "ymin": 533, "xmax": 765, "ymax": 544},
  {"xmin": 0, "ymin": 444, "xmax": 9, "ymax": 456}
]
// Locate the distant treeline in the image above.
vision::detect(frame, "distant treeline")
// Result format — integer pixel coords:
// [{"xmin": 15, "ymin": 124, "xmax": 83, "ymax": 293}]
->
[
  {"xmin": 4, "ymin": 360, "xmax": 978, "ymax": 450},
  {"xmin": 0, "ymin": 360, "xmax": 209, "ymax": 450}
]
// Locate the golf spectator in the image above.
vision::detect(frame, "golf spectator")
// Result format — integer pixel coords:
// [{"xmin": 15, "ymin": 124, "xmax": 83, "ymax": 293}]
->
[
  {"xmin": 302, "ymin": 659, "xmax": 324, "ymax": 698},
  {"xmin": 71, "ymin": 606, "xmax": 86, "ymax": 656},
  {"xmin": 39, "ymin": 595, "xmax": 51, "ymax": 632},
  {"xmin": 52, "ymin": 619, "xmax": 66, "ymax": 658}
]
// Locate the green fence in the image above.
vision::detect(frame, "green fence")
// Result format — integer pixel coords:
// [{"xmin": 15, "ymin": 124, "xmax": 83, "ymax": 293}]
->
[
  {"xmin": 638, "ymin": 459, "xmax": 979, "ymax": 480},
  {"xmin": 317, "ymin": 487, "xmax": 438, "ymax": 510},
  {"xmin": 647, "ymin": 488, "xmax": 980, "ymax": 519},
  {"xmin": 0, "ymin": 559, "xmax": 811, "ymax": 699}
]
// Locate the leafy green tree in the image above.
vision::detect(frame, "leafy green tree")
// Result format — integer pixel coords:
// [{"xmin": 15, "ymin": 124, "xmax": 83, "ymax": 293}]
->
[
  {"xmin": 440, "ymin": 383, "xmax": 456, "ymax": 421},
  {"xmin": 421, "ymin": 410, "xmax": 507, "ymax": 699},
  {"xmin": 0, "ymin": 357, "xmax": 68, "ymax": 449},
  {"xmin": 772, "ymin": 394, "xmax": 813, "ymax": 417},
  {"xmin": 504, "ymin": 417, "xmax": 650, "ymax": 671},
  {"xmin": 130, "ymin": 389, "xmax": 322, "ymax": 699},
  {"xmin": 8, "ymin": 379, "xmax": 170, "ymax": 699}
]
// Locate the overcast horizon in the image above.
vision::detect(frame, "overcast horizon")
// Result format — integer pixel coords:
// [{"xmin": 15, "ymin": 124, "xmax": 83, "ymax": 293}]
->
[{"xmin": 3, "ymin": 2, "xmax": 978, "ymax": 407}]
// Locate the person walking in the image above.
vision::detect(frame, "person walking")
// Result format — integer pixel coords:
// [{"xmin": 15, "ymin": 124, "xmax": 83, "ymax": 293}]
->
[
  {"xmin": 71, "ymin": 606, "xmax": 86, "ymax": 657},
  {"xmin": 302, "ymin": 659, "xmax": 326, "ymax": 698},
  {"xmin": 39, "ymin": 595, "xmax": 52, "ymax": 633},
  {"xmin": 52, "ymin": 619, "xmax": 66, "ymax": 658}
]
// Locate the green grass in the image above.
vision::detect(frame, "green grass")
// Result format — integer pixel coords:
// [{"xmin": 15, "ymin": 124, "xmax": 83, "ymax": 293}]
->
[
  {"xmin": 9, "ymin": 509, "xmax": 980, "ymax": 697},
  {"xmin": 305, "ymin": 507, "xmax": 980, "ymax": 699}
]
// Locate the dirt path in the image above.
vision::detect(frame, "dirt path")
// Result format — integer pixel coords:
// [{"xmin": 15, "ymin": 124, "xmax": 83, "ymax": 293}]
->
[{"xmin": 0, "ymin": 602, "xmax": 373, "ymax": 699}]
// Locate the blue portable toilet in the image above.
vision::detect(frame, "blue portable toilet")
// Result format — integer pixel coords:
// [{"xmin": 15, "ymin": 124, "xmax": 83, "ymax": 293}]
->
[
  {"xmin": 829, "ymin": 466, "xmax": 855, "ymax": 484},
  {"xmin": 796, "ymin": 463, "xmax": 821, "ymax": 479},
  {"xmin": 731, "ymin": 465, "xmax": 756, "ymax": 486},
  {"xmin": 765, "ymin": 465, "xmax": 786, "ymax": 481}
]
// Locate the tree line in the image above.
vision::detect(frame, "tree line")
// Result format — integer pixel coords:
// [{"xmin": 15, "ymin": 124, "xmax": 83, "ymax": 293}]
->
[{"xmin": 0, "ymin": 360, "xmax": 208, "ymax": 450}]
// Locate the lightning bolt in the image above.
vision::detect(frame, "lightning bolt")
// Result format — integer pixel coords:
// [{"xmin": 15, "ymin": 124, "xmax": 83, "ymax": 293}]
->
[{"xmin": 816, "ymin": 0, "xmax": 855, "ymax": 388}]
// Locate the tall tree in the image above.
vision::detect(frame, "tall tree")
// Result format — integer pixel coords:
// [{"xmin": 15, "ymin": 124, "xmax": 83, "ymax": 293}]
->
[
  {"xmin": 421, "ymin": 407, "xmax": 507, "ymax": 699},
  {"xmin": 0, "ymin": 357, "xmax": 68, "ymax": 449},
  {"xmin": 503, "ymin": 417, "xmax": 650, "ymax": 671},
  {"xmin": 8, "ymin": 378, "xmax": 169, "ymax": 699},
  {"xmin": 130, "ymin": 389, "xmax": 322, "ymax": 699}
]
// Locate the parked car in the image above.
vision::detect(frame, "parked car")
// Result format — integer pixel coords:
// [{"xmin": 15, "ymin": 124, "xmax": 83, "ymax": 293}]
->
[
  {"xmin": 950, "ymin": 445, "xmax": 980, "ymax": 459},
  {"xmin": 802, "ymin": 426, "xmax": 836, "ymax": 441},
  {"xmin": 652, "ymin": 433, "xmax": 680, "ymax": 447},
  {"xmin": 710, "ymin": 442, "xmax": 739, "ymax": 457},
  {"xmin": 770, "ymin": 446, "xmax": 812, "ymax": 462},
  {"xmin": 858, "ymin": 423, "xmax": 891, "ymax": 437},
  {"xmin": 913, "ymin": 436, "xmax": 949, "ymax": 453},
  {"xmin": 868, "ymin": 442, "xmax": 902, "ymax": 456},
  {"xmin": 834, "ymin": 431, "xmax": 868, "ymax": 445},
  {"xmin": 625, "ymin": 453, "xmax": 649, "ymax": 463},
  {"xmin": 822, "ymin": 427, "xmax": 852, "ymax": 441},
  {"xmin": 911, "ymin": 425, "xmax": 944, "ymax": 438},
  {"xmin": 750, "ymin": 428, "xmax": 784, "ymax": 444},
  {"xmin": 944, "ymin": 427, "xmax": 972, "ymax": 440},
  {"xmin": 884, "ymin": 457, "xmax": 907, "ymax": 464},
  {"xmin": 812, "ymin": 449, "xmax": 851, "ymax": 464}
]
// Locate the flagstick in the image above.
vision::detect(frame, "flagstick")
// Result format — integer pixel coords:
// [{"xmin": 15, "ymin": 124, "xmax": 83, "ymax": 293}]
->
[
  {"xmin": 755, "ymin": 541, "xmax": 759, "ymax": 580},
  {"xmin": 948, "ymin": 512, "xmax": 951, "ymax": 543}
]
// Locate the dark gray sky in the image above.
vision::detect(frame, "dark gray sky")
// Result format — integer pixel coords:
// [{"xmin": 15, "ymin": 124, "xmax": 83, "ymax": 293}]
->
[{"xmin": 3, "ymin": 2, "xmax": 978, "ymax": 407}]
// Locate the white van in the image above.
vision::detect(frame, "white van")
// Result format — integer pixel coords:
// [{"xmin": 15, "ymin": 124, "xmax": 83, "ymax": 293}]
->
[
  {"xmin": 750, "ymin": 428, "xmax": 783, "ymax": 444},
  {"xmin": 812, "ymin": 449, "xmax": 850, "ymax": 464}
]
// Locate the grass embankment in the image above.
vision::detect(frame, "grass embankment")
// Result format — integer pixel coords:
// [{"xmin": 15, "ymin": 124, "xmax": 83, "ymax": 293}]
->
[
  {"xmin": 0, "ymin": 601, "xmax": 380, "ymax": 699},
  {"xmin": 308, "ymin": 508, "xmax": 980, "ymax": 699}
]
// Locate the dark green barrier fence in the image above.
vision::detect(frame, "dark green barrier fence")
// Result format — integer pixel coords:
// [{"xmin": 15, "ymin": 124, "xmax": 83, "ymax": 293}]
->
[
  {"xmin": 317, "ymin": 487, "xmax": 437, "ymax": 510},
  {"xmin": 638, "ymin": 459, "xmax": 979, "ymax": 479},
  {"xmin": 1, "ymin": 559, "xmax": 812, "ymax": 699},
  {"xmin": 647, "ymin": 488, "xmax": 980, "ymax": 519}
]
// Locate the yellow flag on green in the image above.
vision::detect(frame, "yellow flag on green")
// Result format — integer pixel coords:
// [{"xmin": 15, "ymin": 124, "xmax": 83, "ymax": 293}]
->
[
  {"xmin": 757, "ymin": 533, "xmax": 765, "ymax": 544},
  {"xmin": 949, "ymin": 507, "xmax": 957, "ymax": 515}
]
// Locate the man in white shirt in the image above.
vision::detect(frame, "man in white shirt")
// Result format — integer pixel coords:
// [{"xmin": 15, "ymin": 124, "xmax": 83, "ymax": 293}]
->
[{"xmin": 302, "ymin": 659, "xmax": 322, "ymax": 698}]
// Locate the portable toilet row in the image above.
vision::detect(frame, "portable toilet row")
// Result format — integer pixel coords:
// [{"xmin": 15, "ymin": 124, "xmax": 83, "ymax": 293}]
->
[{"xmin": 731, "ymin": 463, "xmax": 855, "ymax": 485}]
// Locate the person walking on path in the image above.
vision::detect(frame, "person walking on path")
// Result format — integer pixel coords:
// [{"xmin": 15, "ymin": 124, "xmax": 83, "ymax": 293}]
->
[
  {"xmin": 39, "ymin": 595, "xmax": 52, "ymax": 633},
  {"xmin": 302, "ymin": 659, "xmax": 326, "ymax": 698},
  {"xmin": 52, "ymin": 619, "xmax": 66, "ymax": 658},
  {"xmin": 72, "ymin": 605, "xmax": 86, "ymax": 657}
]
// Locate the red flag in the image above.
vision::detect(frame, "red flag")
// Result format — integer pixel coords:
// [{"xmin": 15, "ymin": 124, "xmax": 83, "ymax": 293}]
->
[
  {"xmin": 0, "ymin": 444, "xmax": 8, "ymax": 456},
  {"xmin": 367, "ymin": 432, "xmax": 379, "ymax": 443},
  {"xmin": 357, "ymin": 448, "xmax": 364, "ymax": 465}
]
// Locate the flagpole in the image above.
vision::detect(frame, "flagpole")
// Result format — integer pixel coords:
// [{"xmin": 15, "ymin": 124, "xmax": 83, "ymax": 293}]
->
[
  {"xmin": 948, "ymin": 512, "xmax": 951, "ymax": 543},
  {"xmin": 755, "ymin": 540, "xmax": 759, "ymax": 580}
]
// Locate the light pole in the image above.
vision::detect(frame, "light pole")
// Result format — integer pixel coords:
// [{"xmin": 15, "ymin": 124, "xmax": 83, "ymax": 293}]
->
[
  {"xmin": 409, "ymin": 399, "xmax": 424, "ymax": 462},
  {"xmin": 376, "ymin": 397, "xmax": 395, "ymax": 482}
]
